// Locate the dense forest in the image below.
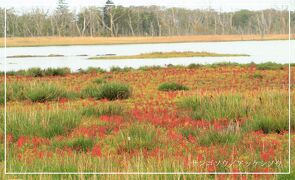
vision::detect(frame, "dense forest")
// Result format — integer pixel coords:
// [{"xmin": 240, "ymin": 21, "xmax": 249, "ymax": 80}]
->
[{"xmin": 0, "ymin": 0, "xmax": 294, "ymax": 37}]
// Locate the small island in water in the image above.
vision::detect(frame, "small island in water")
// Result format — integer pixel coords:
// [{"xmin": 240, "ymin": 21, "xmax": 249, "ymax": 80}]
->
[{"xmin": 89, "ymin": 51, "xmax": 250, "ymax": 60}]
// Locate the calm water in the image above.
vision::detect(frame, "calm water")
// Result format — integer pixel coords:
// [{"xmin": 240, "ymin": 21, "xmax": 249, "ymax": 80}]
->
[{"xmin": 0, "ymin": 40, "xmax": 294, "ymax": 71}]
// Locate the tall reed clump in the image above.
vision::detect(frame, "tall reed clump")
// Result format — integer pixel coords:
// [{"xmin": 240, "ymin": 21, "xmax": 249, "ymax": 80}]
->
[
  {"xmin": 7, "ymin": 109, "xmax": 82, "ymax": 139},
  {"xmin": 243, "ymin": 91, "xmax": 289, "ymax": 133},
  {"xmin": 177, "ymin": 94, "xmax": 248, "ymax": 121},
  {"xmin": 81, "ymin": 82, "xmax": 131, "ymax": 100}
]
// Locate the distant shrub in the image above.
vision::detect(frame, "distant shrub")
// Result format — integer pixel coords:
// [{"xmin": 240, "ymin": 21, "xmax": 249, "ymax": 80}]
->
[
  {"xmin": 110, "ymin": 66, "xmax": 123, "ymax": 72},
  {"xmin": 138, "ymin": 65, "xmax": 161, "ymax": 71},
  {"xmin": 99, "ymin": 82, "xmax": 131, "ymax": 100},
  {"xmin": 256, "ymin": 62, "xmax": 284, "ymax": 70},
  {"xmin": 83, "ymin": 67, "xmax": 106, "ymax": 74},
  {"xmin": 209, "ymin": 62, "xmax": 240, "ymax": 68},
  {"xmin": 109, "ymin": 66, "xmax": 133, "ymax": 72},
  {"xmin": 26, "ymin": 68, "xmax": 44, "ymax": 77},
  {"xmin": 44, "ymin": 67, "xmax": 71, "ymax": 76},
  {"xmin": 158, "ymin": 82, "xmax": 189, "ymax": 91},
  {"xmin": 188, "ymin": 63, "xmax": 202, "ymax": 69}
]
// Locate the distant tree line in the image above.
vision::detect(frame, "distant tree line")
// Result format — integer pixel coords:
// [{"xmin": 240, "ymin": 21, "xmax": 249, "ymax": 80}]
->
[{"xmin": 0, "ymin": 0, "xmax": 294, "ymax": 37}]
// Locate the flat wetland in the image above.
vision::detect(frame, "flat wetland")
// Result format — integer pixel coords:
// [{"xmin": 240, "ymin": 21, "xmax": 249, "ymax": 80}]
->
[
  {"xmin": 0, "ymin": 34, "xmax": 294, "ymax": 178},
  {"xmin": 1, "ymin": 63, "xmax": 294, "ymax": 176}
]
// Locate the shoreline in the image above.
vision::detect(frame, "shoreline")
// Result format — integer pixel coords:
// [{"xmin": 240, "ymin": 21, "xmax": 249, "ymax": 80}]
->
[{"xmin": 1, "ymin": 34, "xmax": 294, "ymax": 47}]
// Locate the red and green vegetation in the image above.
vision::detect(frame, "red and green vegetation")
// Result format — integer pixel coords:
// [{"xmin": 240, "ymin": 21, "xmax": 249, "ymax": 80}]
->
[{"xmin": 0, "ymin": 63, "xmax": 294, "ymax": 179}]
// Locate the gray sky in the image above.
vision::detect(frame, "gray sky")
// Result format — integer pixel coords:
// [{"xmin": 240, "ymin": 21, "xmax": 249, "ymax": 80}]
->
[{"xmin": 0, "ymin": 0, "xmax": 293, "ymax": 12}]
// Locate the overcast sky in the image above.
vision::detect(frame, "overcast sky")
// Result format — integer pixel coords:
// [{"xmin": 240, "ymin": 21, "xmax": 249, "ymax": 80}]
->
[{"xmin": 0, "ymin": 0, "xmax": 293, "ymax": 12}]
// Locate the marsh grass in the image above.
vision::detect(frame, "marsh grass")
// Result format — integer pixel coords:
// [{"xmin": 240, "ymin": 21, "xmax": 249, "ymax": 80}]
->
[
  {"xmin": 178, "ymin": 127, "xmax": 199, "ymax": 139},
  {"xmin": 243, "ymin": 92, "xmax": 289, "ymax": 133},
  {"xmin": 198, "ymin": 128, "xmax": 241, "ymax": 146},
  {"xmin": 158, "ymin": 82, "xmax": 189, "ymax": 91},
  {"xmin": 7, "ymin": 110, "xmax": 82, "ymax": 139},
  {"xmin": 178, "ymin": 91, "xmax": 289, "ymax": 133},
  {"xmin": 81, "ymin": 82, "xmax": 131, "ymax": 100},
  {"xmin": 118, "ymin": 123, "xmax": 158, "ymax": 152},
  {"xmin": 81, "ymin": 85, "xmax": 101, "ymax": 99},
  {"xmin": 178, "ymin": 94, "xmax": 247, "ymax": 121},
  {"xmin": 25, "ymin": 83, "xmax": 76, "ymax": 102},
  {"xmin": 52, "ymin": 136, "xmax": 95, "ymax": 152},
  {"xmin": 99, "ymin": 82, "xmax": 131, "ymax": 100},
  {"xmin": 82, "ymin": 103, "xmax": 125, "ymax": 117}
]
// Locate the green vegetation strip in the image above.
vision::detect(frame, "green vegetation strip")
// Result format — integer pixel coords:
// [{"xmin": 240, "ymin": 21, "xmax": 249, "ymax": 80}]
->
[{"xmin": 89, "ymin": 51, "xmax": 250, "ymax": 60}]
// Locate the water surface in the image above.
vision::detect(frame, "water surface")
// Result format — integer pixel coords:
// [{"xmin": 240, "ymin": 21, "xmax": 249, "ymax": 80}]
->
[{"xmin": 1, "ymin": 40, "xmax": 294, "ymax": 71}]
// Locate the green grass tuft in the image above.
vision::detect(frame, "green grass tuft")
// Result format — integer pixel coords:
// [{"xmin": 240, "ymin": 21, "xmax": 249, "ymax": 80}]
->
[
  {"xmin": 82, "ymin": 103, "xmax": 125, "ymax": 117},
  {"xmin": 52, "ymin": 136, "xmax": 95, "ymax": 152},
  {"xmin": 158, "ymin": 82, "xmax": 189, "ymax": 91},
  {"xmin": 25, "ymin": 83, "xmax": 75, "ymax": 102},
  {"xmin": 7, "ymin": 110, "xmax": 82, "ymax": 139},
  {"xmin": 98, "ymin": 82, "xmax": 131, "ymax": 100}
]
